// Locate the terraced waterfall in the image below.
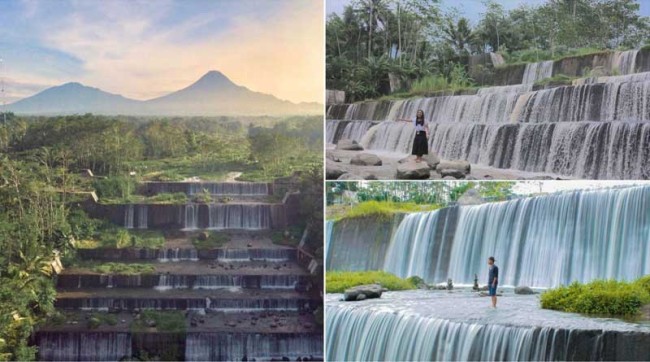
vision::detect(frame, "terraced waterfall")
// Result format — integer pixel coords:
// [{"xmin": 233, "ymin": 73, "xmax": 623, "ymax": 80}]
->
[
  {"xmin": 37, "ymin": 181, "xmax": 322, "ymax": 361},
  {"xmin": 326, "ymin": 185, "xmax": 650, "ymax": 360},
  {"xmin": 326, "ymin": 49, "xmax": 650, "ymax": 179}
]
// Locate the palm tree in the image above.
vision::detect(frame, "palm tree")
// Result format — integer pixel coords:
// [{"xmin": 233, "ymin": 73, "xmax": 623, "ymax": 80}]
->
[{"xmin": 441, "ymin": 17, "xmax": 475, "ymax": 55}]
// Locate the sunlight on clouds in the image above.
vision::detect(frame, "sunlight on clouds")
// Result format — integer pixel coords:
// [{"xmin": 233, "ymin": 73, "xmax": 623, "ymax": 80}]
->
[{"xmin": 38, "ymin": 0, "xmax": 324, "ymax": 103}]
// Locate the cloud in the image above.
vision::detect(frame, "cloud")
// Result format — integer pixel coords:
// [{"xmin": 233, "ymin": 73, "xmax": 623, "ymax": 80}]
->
[{"xmin": 5, "ymin": 0, "xmax": 324, "ymax": 104}]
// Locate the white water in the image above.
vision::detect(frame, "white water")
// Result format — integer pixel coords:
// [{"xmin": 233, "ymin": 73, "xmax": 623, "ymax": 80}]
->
[
  {"xmin": 185, "ymin": 333, "xmax": 323, "ymax": 361},
  {"xmin": 612, "ymin": 49, "xmax": 639, "ymax": 75},
  {"xmin": 216, "ymin": 248, "xmax": 294, "ymax": 262},
  {"xmin": 360, "ymin": 186, "xmax": 650, "ymax": 288},
  {"xmin": 207, "ymin": 204, "xmax": 271, "ymax": 230},
  {"xmin": 522, "ymin": 60, "xmax": 554, "ymax": 84},
  {"xmin": 188, "ymin": 182, "xmax": 269, "ymax": 196},
  {"xmin": 157, "ymin": 248, "xmax": 198, "ymax": 262}
]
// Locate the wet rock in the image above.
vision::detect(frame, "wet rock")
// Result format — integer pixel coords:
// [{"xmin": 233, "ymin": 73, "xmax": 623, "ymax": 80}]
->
[
  {"xmin": 336, "ymin": 139, "xmax": 364, "ymax": 151},
  {"xmin": 515, "ymin": 286, "xmax": 535, "ymax": 295},
  {"xmin": 326, "ymin": 151, "xmax": 341, "ymax": 162},
  {"xmin": 247, "ymin": 243, "xmax": 253, "ymax": 247},
  {"xmin": 484, "ymin": 175, "xmax": 494, "ymax": 180},
  {"xmin": 337, "ymin": 173, "xmax": 360, "ymax": 180},
  {"xmin": 446, "ymin": 278, "xmax": 454, "ymax": 290},
  {"xmin": 362, "ymin": 173, "xmax": 379, "ymax": 180},
  {"xmin": 326, "ymin": 160, "xmax": 346, "ymax": 179},
  {"xmin": 343, "ymin": 284, "xmax": 384, "ymax": 301},
  {"xmin": 227, "ymin": 321, "xmax": 237, "ymax": 327},
  {"xmin": 396, "ymin": 161, "xmax": 431, "ymax": 179},
  {"xmin": 197, "ymin": 231, "xmax": 210, "ymax": 241},
  {"xmin": 436, "ymin": 160, "xmax": 471, "ymax": 176},
  {"xmin": 442, "ymin": 176, "xmax": 457, "ymax": 180},
  {"xmin": 145, "ymin": 319, "xmax": 156, "ymax": 328},
  {"xmin": 423, "ymin": 153, "xmax": 441, "ymax": 169},
  {"xmin": 350, "ymin": 153, "xmax": 382, "ymax": 166},
  {"xmin": 270, "ymin": 323, "xmax": 277, "ymax": 328}
]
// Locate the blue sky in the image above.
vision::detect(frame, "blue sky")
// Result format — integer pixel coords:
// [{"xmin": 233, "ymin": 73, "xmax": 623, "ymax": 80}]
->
[
  {"xmin": 0, "ymin": 0, "xmax": 324, "ymax": 103},
  {"xmin": 327, "ymin": 0, "xmax": 650, "ymax": 24}
]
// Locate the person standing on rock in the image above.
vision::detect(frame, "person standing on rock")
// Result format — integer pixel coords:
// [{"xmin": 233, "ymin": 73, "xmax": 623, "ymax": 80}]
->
[
  {"xmin": 488, "ymin": 256, "xmax": 499, "ymax": 308},
  {"xmin": 398, "ymin": 109, "xmax": 429, "ymax": 163}
]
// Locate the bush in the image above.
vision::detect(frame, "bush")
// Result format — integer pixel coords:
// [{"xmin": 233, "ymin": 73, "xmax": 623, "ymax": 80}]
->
[
  {"xmin": 92, "ymin": 176, "xmax": 137, "ymax": 200},
  {"xmin": 67, "ymin": 209, "xmax": 102, "ymax": 241},
  {"xmin": 94, "ymin": 226, "xmax": 164, "ymax": 249},
  {"xmin": 540, "ymin": 278, "xmax": 650, "ymax": 316},
  {"xmin": 131, "ymin": 311, "xmax": 185, "ymax": 333},
  {"xmin": 332, "ymin": 201, "xmax": 440, "ymax": 221},
  {"xmin": 326, "ymin": 270, "xmax": 417, "ymax": 293},
  {"xmin": 192, "ymin": 231, "xmax": 230, "ymax": 249},
  {"xmin": 147, "ymin": 192, "xmax": 188, "ymax": 204}
]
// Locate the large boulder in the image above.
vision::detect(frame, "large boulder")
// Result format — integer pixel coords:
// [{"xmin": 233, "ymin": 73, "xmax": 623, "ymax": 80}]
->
[
  {"xmin": 326, "ymin": 160, "xmax": 346, "ymax": 180},
  {"xmin": 337, "ymin": 173, "xmax": 360, "ymax": 180},
  {"xmin": 423, "ymin": 153, "xmax": 441, "ymax": 169},
  {"xmin": 350, "ymin": 153, "xmax": 382, "ymax": 166},
  {"xmin": 514, "ymin": 286, "xmax": 535, "ymax": 295},
  {"xmin": 343, "ymin": 284, "xmax": 384, "ymax": 302},
  {"xmin": 326, "ymin": 151, "xmax": 341, "ymax": 162},
  {"xmin": 396, "ymin": 161, "xmax": 431, "ymax": 179},
  {"xmin": 436, "ymin": 160, "xmax": 470, "ymax": 179},
  {"xmin": 336, "ymin": 139, "xmax": 364, "ymax": 151}
]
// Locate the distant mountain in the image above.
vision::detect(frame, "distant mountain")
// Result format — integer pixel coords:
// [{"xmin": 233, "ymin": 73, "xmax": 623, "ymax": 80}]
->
[{"xmin": 7, "ymin": 71, "xmax": 322, "ymax": 116}]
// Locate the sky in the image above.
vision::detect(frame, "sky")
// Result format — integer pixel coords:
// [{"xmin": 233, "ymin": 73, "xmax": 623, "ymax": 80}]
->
[
  {"xmin": 0, "ymin": 0, "xmax": 324, "ymax": 104},
  {"xmin": 327, "ymin": 0, "xmax": 650, "ymax": 26}
]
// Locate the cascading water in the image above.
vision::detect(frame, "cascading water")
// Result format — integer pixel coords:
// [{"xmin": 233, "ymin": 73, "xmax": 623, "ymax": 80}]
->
[
  {"xmin": 184, "ymin": 204, "xmax": 200, "ymax": 230},
  {"xmin": 155, "ymin": 274, "xmax": 190, "ymax": 290},
  {"xmin": 137, "ymin": 205, "xmax": 148, "ymax": 229},
  {"xmin": 327, "ymin": 120, "xmax": 379, "ymax": 144},
  {"xmin": 38, "ymin": 332, "xmax": 132, "ymax": 361},
  {"xmin": 207, "ymin": 204, "xmax": 271, "ymax": 230},
  {"xmin": 522, "ymin": 60, "xmax": 554, "ymax": 84},
  {"xmin": 124, "ymin": 205, "xmax": 134, "ymax": 229},
  {"xmin": 157, "ymin": 248, "xmax": 198, "ymax": 262},
  {"xmin": 215, "ymin": 248, "xmax": 295, "ymax": 262},
  {"xmin": 328, "ymin": 48, "xmax": 650, "ymax": 179},
  {"xmin": 336, "ymin": 185, "xmax": 650, "ymax": 288},
  {"xmin": 193, "ymin": 275, "xmax": 242, "ymax": 289},
  {"xmin": 325, "ymin": 221, "xmax": 333, "ymax": 263},
  {"xmin": 185, "ymin": 333, "xmax": 323, "ymax": 361}
]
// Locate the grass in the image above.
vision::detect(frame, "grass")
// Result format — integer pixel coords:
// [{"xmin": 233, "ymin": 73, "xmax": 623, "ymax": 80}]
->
[
  {"xmin": 533, "ymin": 74, "xmax": 578, "ymax": 87},
  {"xmin": 500, "ymin": 47, "xmax": 609, "ymax": 66},
  {"xmin": 326, "ymin": 271, "xmax": 417, "ymax": 293},
  {"xmin": 327, "ymin": 201, "xmax": 441, "ymax": 221},
  {"xmin": 540, "ymin": 276, "xmax": 650, "ymax": 317},
  {"xmin": 93, "ymin": 262, "xmax": 156, "ymax": 275},
  {"xmin": 192, "ymin": 231, "xmax": 231, "ymax": 249},
  {"xmin": 131, "ymin": 311, "xmax": 186, "ymax": 333},
  {"xmin": 271, "ymin": 226, "xmax": 304, "ymax": 247},
  {"xmin": 87, "ymin": 313, "xmax": 118, "ymax": 329}
]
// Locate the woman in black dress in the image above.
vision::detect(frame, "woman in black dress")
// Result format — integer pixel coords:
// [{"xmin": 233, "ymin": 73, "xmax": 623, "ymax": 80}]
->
[{"xmin": 398, "ymin": 109, "xmax": 429, "ymax": 163}]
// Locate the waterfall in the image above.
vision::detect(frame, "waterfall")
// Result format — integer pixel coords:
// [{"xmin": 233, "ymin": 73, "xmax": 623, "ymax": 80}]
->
[
  {"xmin": 124, "ymin": 205, "xmax": 134, "ymax": 229},
  {"xmin": 184, "ymin": 204, "xmax": 199, "ymax": 230},
  {"xmin": 209, "ymin": 299, "xmax": 301, "ymax": 311},
  {"xmin": 612, "ymin": 49, "xmax": 639, "ymax": 75},
  {"xmin": 207, "ymin": 204, "xmax": 271, "ymax": 230},
  {"xmin": 326, "ymin": 305, "xmax": 603, "ymax": 361},
  {"xmin": 38, "ymin": 332, "xmax": 132, "ymax": 361},
  {"xmin": 325, "ymin": 221, "xmax": 333, "ymax": 264},
  {"xmin": 185, "ymin": 333, "xmax": 323, "ymax": 361},
  {"xmin": 260, "ymin": 275, "xmax": 299, "ymax": 289},
  {"xmin": 158, "ymin": 248, "xmax": 198, "ymax": 262},
  {"xmin": 522, "ymin": 60, "xmax": 554, "ymax": 84},
  {"xmin": 137, "ymin": 205, "xmax": 148, "ymax": 229},
  {"xmin": 215, "ymin": 248, "xmax": 295, "ymax": 262},
  {"xmin": 327, "ymin": 120, "xmax": 379, "ymax": 144},
  {"xmin": 155, "ymin": 274, "xmax": 190, "ymax": 290},
  {"xmin": 356, "ymin": 186, "xmax": 650, "ymax": 288},
  {"xmin": 193, "ymin": 275, "xmax": 242, "ymax": 289}
]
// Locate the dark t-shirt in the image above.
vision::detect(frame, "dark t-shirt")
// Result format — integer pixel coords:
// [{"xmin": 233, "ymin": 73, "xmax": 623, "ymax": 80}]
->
[{"xmin": 488, "ymin": 265, "xmax": 499, "ymax": 285}]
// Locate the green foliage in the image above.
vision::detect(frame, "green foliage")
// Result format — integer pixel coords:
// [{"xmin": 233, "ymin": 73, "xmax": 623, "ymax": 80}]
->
[
  {"xmin": 332, "ymin": 200, "xmax": 440, "ymax": 221},
  {"xmin": 271, "ymin": 226, "xmax": 304, "ymax": 247},
  {"xmin": 93, "ymin": 262, "xmax": 156, "ymax": 275},
  {"xmin": 94, "ymin": 227, "xmax": 165, "ymax": 249},
  {"xmin": 87, "ymin": 313, "xmax": 118, "ymax": 329},
  {"xmin": 145, "ymin": 192, "xmax": 188, "ymax": 204},
  {"xmin": 131, "ymin": 311, "xmax": 186, "ymax": 333},
  {"xmin": 326, "ymin": 271, "xmax": 417, "ymax": 293},
  {"xmin": 93, "ymin": 176, "xmax": 137, "ymax": 200},
  {"xmin": 67, "ymin": 209, "xmax": 102, "ymax": 241},
  {"xmin": 541, "ymin": 278, "xmax": 650, "ymax": 316},
  {"xmin": 192, "ymin": 232, "xmax": 231, "ymax": 249}
]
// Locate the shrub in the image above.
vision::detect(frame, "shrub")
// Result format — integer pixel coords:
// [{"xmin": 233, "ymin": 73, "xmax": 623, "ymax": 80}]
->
[
  {"xmin": 93, "ymin": 262, "xmax": 155, "ymax": 275},
  {"xmin": 540, "ymin": 278, "xmax": 650, "ymax": 316},
  {"xmin": 192, "ymin": 231, "xmax": 230, "ymax": 249},
  {"xmin": 326, "ymin": 270, "xmax": 417, "ymax": 293},
  {"xmin": 92, "ymin": 176, "xmax": 137, "ymax": 200},
  {"xmin": 332, "ymin": 201, "xmax": 440, "ymax": 221}
]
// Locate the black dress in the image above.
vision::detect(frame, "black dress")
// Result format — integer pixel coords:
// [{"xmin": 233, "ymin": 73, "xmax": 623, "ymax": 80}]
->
[{"xmin": 412, "ymin": 119, "xmax": 428, "ymax": 156}]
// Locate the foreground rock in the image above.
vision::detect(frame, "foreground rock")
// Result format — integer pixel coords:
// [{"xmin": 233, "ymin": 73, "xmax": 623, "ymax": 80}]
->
[
  {"xmin": 336, "ymin": 139, "xmax": 364, "ymax": 151},
  {"xmin": 436, "ymin": 160, "xmax": 471, "ymax": 179},
  {"xmin": 326, "ymin": 151, "xmax": 341, "ymax": 162},
  {"xmin": 514, "ymin": 286, "xmax": 535, "ymax": 295},
  {"xmin": 350, "ymin": 153, "xmax": 382, "ymax": 166},
  {"xmin": 396, "ymin": 161, "xmax": 431, "ymax": 179},
  {"xmin": 326, "ymin": 160, "xmax": 346, "ymax": 179},
  {"xmin": 343, "ymin": 284, "xmax": 384, "ymax": 301},
  {"xmin": 337, "ymin": 173, "xmax": 359, "ymax": 180},
  {"xmin": 423, "ymin": 153, "xmax": 441, "ymax": 169}
]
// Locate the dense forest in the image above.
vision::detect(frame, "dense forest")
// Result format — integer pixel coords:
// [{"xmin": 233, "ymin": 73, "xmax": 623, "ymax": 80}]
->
[
  {"xmin": 0, "ymin": 113, "xmax": 323, "ymax": 360},
  {"xmin": 327, "ymin": 0, "xmax": 650, "ymax": 101}
]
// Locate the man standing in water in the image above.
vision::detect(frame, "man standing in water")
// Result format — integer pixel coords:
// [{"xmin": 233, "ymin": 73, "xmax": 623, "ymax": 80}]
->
[{"xmin": 488, "ymin": 256, "xmax": 499, "ymax": 308}]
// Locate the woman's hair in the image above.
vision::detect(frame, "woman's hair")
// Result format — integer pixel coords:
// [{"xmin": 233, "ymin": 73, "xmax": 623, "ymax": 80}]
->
[{"xmin": 416, "ymin": 110, "xmax": 424, "ymax": 120}]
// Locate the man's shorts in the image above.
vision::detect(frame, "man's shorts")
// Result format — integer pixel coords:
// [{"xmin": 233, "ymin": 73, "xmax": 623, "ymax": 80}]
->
[{"xmin": 488, "ymin": 284, "xmax": 498, "ymax": 296}]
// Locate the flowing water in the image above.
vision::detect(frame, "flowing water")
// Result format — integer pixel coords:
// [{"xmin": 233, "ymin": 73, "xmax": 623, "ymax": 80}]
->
[
  {"xmin": 326, "ymin": 291, "xmax": 650, "ymax": 361},
  {"xmin": 185, "ymin": 333, "xmax": 323, "ymax": 361},
  {"xmin": 327, "ymin": 49, "xmax": 650, "ymax": 179},
  {"xmin": 187, "ymin": 182, "xmax": 269, "ymax": 196},
  {"xmin": 330, "ymin": 185, "xmax": 650, "ymax": 288}
]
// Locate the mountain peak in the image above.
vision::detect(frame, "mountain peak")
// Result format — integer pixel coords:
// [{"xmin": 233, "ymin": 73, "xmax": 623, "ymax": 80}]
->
[{"xmin": 195, "ymin": 70, "xmax": 233, "ymax": 85}]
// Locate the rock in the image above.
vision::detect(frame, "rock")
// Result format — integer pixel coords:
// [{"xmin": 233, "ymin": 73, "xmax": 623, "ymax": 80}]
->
[
  {"xmin": 438, "ymin": 168, "xmax": 467, "ymax": 179},
  {"xmin": 350, "ymin": 153, "xmax": 382, "ymax": 166},
  {"xmin": 442, "ymin": 176, "xmax": 457, "ymax": 180},
  {"xmin": 197, "ymin": 231, "xmax": 209, "ymax": 241},
  {"xmin": 343, "ymin": 284, "xmax": 384, "ymax": 301},
  {"xmin": 326, "ymin": 151, "xmax": 341, "ymax": 162},
  {"xmin": 337, "ymin": 173, "xmax": 359, "ymax": 180},
  {"xmin": 483, "ymin": 175, "xmax": 494, "ymax": 180},
  {"xmin": 396, "ymin": 161, "xmax": 431, "ymax": 179},
  {"xmin": 336, "ymin": 139, "xmax": 364, "ymax": 151},
  {"xmin": 398, "ymin": 156, "xmax": 413, "ymax": 163},
  {"xmin": 362, "ymin": 173, "xmax": 378, "ymax": 180},
  {"xmin": 446, "ymin": 278, "xmax": 454, "ymax": 290},
  {"xmin": 356, "ymin": 293, "xmax": 367, "ymax": 301},
  {"xmin": 465, "ymin": 176, "xmax": 478, "ymax": 180},
  {"xmin": 145, "ymin": 319, "xmax": 156, "ymax": 328},
  {"xmin": 514, "ymin": 286, "xmax": 535, "ymax": 295},
  {"xmin": 530, "ymin": 176, "xmax": 554, "ymax": 180},
  {"xmin": 436, "ymin": 160, "xmax": 471, "ymax": 175},
  {"xmin": 326, "ymin": 160, "xmax": 346, "ymax": 179},
  {"xmin": 422, "ymin": 153, "xmax": 441, "ymax": 169}
]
